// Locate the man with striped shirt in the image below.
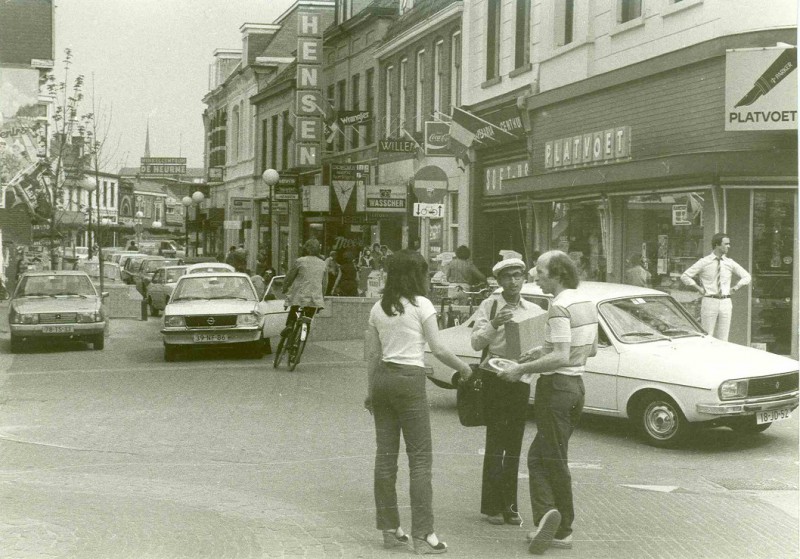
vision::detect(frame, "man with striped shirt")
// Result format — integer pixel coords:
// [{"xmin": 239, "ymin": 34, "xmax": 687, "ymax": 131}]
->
[{"xmin": 497, "ymin": 250, "xmax": 598, "ymax": 555}]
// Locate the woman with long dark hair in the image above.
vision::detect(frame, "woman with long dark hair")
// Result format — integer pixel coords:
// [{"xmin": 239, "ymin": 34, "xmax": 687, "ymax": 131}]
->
[{"xmin": 365, "ymin": 250, "xmax": 472, "ymax": 554}]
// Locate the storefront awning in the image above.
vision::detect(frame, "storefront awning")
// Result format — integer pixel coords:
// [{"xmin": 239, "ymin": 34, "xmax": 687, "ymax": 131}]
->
[{"xmin": 499, "ymin": 150, "xmax": 797, "ymax": 202}]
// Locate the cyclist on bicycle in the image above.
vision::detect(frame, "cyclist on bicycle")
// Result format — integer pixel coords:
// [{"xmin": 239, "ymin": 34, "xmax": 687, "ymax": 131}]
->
[
  {"xmin": 447, "ymin": 245, "xmax": 486, "ymax": 292},
  {"xmin": 281, "ymin": 238, "xmax": 327, "ymax": 338}
]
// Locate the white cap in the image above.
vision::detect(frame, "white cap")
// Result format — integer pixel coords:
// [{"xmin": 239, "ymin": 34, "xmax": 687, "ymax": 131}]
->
[{"xmin": 492, "ymin": 258, "xmax": 527, "ymax": 276}]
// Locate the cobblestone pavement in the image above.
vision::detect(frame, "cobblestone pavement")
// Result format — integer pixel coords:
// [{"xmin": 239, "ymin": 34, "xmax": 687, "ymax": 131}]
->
[{"xmin": 0, "ymin": 312, "xmax": 797, "ymax": 558}]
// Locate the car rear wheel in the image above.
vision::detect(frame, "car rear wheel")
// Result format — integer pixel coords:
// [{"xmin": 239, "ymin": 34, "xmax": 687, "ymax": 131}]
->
[
  {"xmin": 729, "ymin": 416, "xmax": 772, "ymax": 434},
  {"xmin": 148, "ymin": 298, "xmax": 160, "ymax": 317},
  {"xmin": 635, "ymin": 393, "xmax": 691, "ymax": 448},
  {"xmin": 10, "ymin": 335, "xmax": 21, "ymax": 353},
  {"xmin": 92, "ymin": 334, "xmax": 105, "ymax": 350}
]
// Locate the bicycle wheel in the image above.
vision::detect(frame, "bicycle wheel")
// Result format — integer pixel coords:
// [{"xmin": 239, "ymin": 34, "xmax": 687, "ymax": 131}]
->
[
  {"xmin": 273, "ymin": 332, "xmax": 289, "ymax": 368},
  {"xmin": 287, "ymin": 321, "xmax": 309, "ymax": 371}
]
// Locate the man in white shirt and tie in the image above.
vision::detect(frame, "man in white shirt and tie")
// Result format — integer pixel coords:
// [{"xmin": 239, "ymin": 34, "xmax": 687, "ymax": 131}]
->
[{"xmin": 681, "ymin": 233, "xmax": 751, "ymax": 341}]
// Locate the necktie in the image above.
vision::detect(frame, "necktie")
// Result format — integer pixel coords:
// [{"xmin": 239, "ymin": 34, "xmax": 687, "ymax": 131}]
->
[{"xmin": 715, "ymin": 258, "xmax": 722, "ymax": 296}]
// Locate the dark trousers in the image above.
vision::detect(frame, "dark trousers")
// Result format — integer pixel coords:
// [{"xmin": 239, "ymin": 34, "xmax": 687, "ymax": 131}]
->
[
  {"xmin": 528, "ymin": 374, "xmax": 585, "ymax": 539},
  {"xmin": 372, "ymin": 362, "xmax": 434, "ymax": 538},
  {"xmin": 284, "ymin": 305, "xmax": 317, "ymax": 329},
  {"xmin": 481, "ymin": 373, "xmax": 530, "ymax": 516}
]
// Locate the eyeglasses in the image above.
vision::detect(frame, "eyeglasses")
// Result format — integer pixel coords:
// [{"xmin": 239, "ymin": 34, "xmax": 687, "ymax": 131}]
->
[{"xmin": 499, "ymin": 272, "xmax": 525, "ymax": 281}]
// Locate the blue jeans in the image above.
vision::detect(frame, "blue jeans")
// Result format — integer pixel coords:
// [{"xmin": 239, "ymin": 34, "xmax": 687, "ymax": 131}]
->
[
  {"xmin": 528, "ymin": 374, "xmax": 585, "ymax": 539},
  {"xmin": 372, "ymin": 361, "xmax": 434, "ymax": 538}
]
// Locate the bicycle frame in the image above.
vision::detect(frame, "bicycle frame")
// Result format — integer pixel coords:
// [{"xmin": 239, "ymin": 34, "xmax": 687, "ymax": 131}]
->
[{"xmin": 273, "ymin": 306, "xmax": 316, "ymax": 370}]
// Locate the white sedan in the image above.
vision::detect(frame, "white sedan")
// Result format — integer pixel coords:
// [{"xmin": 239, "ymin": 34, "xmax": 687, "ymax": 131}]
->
[
  {"xmin": 161, "ymin": 272, "xmax": 269, "ymax": 361},
  {"xmin": 425, "ymin": 282, "xmax": 799, "ymax": 447}
]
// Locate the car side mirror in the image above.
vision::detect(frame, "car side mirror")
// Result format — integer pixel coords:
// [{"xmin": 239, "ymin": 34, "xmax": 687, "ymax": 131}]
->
[
  {"xmin": 265, "ymin": 294, "xmax": 277, "ymax": 301},
  {"xmin": 101, "ymin": 292, "xmax": 109, "ymax": 298}
]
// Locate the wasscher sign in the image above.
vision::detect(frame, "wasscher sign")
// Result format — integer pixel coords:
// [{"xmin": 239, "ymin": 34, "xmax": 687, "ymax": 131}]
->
[
  {"xmin": 725, "ymin": 47, "xmax": 797, "ymax": 131},
  {"xmin": 295, "ymin": 12, "xmax": 324, "ymax": 166}
]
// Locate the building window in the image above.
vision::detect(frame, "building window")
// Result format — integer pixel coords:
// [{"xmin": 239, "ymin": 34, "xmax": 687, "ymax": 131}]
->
[
  {"xmin": 326, "ymin": 84, "xmax": 335, "ymax": 151},
  {"xmin": 399, "ymin": 57, "xmax": 407, "ymax": 133},
  {"xmin": 486, "ymin": 0, "xmax": 501, "ymax": 80},
  {"xmin": 449, "ymin": 192, "xmax": 459, "ymax": 250},
  {"xmin": 281, "ymin": 110, "xmax": 290, "ymax": 169},
  {"xmin": 415, "ymin": 50, "xmax": 425, "ymax": 133},
  {"xmin": 270, "ymin": 114, "xmax": 279, "ymax": 168},
  {"xmin": 366, "ymin": 68, "xmax": 375, "ymax": 143},
  {"xmin": 451, "ymin": 32, "xmax": 461, "ymax": 108},
  {"xmin": 620, "ymin": 0, "xmax": 642, "ymax": 22},
  {"xmin": 556, "ymin": 0, "xmax": 575, "ymax": 46},
  {"xmin": 385, "ymin": 65, "xmax": 394, "ymax": 138},
  {"xmin": 261, "ymin": 118, "xmax": 269, "ymax": 173},
  {"xmin": 351, "ymin": 73, "xmax": 360, "ymax": 148},
  {"xmin": 433, "ymin": 40, "xmax": 444, "ymax": 117},
  {"xmin": 515, "ymin": 0, "xmax": 531, "ymax": 68},
  {"xmin": 337, "ymin": 79, "xmax": 347, "ymax": 151},
  {"xmin": 102, "ymin": 181, "xmax": 108, "ymax": 207},
  {"xmin": 231, "ymin": 105, "xmax": 240, "ymax": 162}
]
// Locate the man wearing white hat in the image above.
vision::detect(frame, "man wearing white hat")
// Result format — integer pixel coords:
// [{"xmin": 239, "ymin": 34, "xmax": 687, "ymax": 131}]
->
[{"xmin": 469, "ymin": 257, "xmax": 535, "ymax": 527}]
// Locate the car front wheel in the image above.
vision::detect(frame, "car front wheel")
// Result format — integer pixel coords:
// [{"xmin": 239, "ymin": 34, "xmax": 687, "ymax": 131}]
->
[
  {"xmin": 635, "ymin": 393, "xmax": 691, "ymax": 448},
  {"xmin": 164, "ymin": 345, "xmax": 178, "ymax": 362},
  {"xmin": 92, "ymin": 334, "xmax": 105, "ymax": 350}
]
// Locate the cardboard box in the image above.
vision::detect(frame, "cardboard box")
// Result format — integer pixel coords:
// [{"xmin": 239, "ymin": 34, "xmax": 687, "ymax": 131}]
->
[{"xmin": 504, "ymin": 306, "xmax": 548, "ymax": 359}]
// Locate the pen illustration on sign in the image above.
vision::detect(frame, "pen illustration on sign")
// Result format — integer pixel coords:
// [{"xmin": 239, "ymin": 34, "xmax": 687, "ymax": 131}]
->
[{"xmin": 735, "ymin": 47, "xmax": 797, "ymax": 107}]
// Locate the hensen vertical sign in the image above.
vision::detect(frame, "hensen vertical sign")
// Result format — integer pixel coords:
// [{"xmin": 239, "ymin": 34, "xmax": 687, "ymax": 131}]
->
[{"xmin": 295, "ymin": 12, "xmax": 323, "ymax": 167}]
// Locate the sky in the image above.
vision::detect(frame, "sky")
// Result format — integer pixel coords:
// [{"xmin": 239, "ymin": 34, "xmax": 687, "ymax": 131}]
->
[{"xmin": 54, "ymin": 0, "xmax": 296, "ymax": 170}]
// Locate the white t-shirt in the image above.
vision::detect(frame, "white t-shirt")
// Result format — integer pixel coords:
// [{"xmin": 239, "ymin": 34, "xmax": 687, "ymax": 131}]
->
[{"xmin": 369, "ymin": 296, "xmax": 437, "ymax": 368}]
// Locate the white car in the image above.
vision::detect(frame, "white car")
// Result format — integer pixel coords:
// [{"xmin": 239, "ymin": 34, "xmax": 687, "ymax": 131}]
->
[
  {"xmin": 185, "ymin": 262, "xmax": 235, "ymax": 274},
  {"xmin": 425, "ymin": 282, "xmax": 799, "ymax": 447},
  {"xmin": 260, "ymin": 275, "xmax": 290, "ymax": 339},
  {"xmin": 145, "ymin": 265, "xmax": 188, "ymax": 316},
  {"xmin": 161, "ymin": 272, "xmax": 268, "ymax": 361}
]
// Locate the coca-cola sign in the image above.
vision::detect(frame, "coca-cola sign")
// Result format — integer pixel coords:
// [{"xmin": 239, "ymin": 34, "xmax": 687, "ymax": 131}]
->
[{"xmin": 424, "ymin": 121, "xmax": 454, "ymax": 157}]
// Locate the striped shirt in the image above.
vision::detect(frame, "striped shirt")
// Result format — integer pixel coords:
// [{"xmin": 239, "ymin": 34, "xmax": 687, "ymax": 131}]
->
[{"xmin": 542, "ymin": 289, "xmax": 598, "ymax": 377}]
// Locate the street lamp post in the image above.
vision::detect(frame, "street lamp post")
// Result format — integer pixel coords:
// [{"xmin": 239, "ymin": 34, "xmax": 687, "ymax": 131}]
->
[
  {"xmin": 261, "ymin": 169, "xmax": 279, "ymax": 272},
  {"xmin": 181, "ymin": 191, "xmax": 205, "ymax": 257},
  {"xmin": 134, "ymin": 210, "xmax": 144, "ymax": 248}
]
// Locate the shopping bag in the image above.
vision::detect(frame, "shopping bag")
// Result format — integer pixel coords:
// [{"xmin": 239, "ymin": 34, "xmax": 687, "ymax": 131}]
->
[{"xmin": 457, "ymin": 364, "xmax": 487, "ymax": 427}]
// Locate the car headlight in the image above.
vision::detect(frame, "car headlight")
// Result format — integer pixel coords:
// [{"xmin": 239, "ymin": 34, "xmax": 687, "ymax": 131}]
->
[
  {"xmin": 237, "ymin": 313, "xmax": 259, "ymax": 327},
  {"xmin": 77, "ymin": 311, "xmax": 103, "ymax": 323},
  {"xmin": 164, "ymin": 315, "xmax": 186, "ymax": 327},
  {"xmin": 719, "ymin": 379, "xmax": 748, "ymax": 400},
  {"xmin": 12, "ymin": 312, "xmax": 39, "ymax": 325}
]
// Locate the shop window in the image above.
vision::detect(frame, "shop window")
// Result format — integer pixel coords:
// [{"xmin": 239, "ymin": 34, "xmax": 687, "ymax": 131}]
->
[
  {"xmin": 622, "ymin": 191, "xmax": 706, "ymax": 319},
  {"xmin": 750, "ymin": 190, "xmax": 795, "ymax": 355},
  {"xmin": 552, "ymin": 200, "xmax": 608, "ymax": 282}
]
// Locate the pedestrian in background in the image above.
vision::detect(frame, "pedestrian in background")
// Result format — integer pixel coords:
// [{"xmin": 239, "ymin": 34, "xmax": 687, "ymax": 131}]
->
[
  {"xmin": 446, "ymin": 245, "xmax": 486, "ymax": 291},
  {"xmin": 324, "ymin": 250, "xmax": 339, "ymax": 296},
  {"xmin": 624, "ymin": 253, "xmax": 651, "ymax": 288},
  {"xmin": 332, "ymin": 249, "xmax": 358, "ymax": 296},
  {"xmin": 680, "ymin": 233, "xmax": 751, "ymax": 341},
  {"xmin": 365, "ymin": 249, "xmax": 472, "ymax": 554},
  {"xmin": 497, "ymin": 250, "xmax": 598, "ymax": 554},
  {"xmin": 470, "ymin": 258, "xmax": 533, "ymax": 527},
  {"xmin": 225, "ymin": 246, "xmax": 238, "ymax": 268}
]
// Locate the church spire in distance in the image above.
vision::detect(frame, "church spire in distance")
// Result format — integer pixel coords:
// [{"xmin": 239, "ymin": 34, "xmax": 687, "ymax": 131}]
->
[{"xmin": 144, "ymin": 121, "xmax": 151, "ymax": 158}]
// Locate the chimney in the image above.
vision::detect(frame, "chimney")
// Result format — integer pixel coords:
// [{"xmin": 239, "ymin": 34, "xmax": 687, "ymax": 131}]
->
[{"xmin": 240, "ymin": 23, "xmax": 278, "ymax": 67}]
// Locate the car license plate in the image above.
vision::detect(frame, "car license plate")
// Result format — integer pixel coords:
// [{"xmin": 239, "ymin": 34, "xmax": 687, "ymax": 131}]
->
[
  {"xmin": 42, "ymin": 325, "xmax": 74, "ymax": 334},
  {"xmin": 193, "ymin": 333, "xmax": 228, "ymax": 343},
  {"xmin": 756, "ymin": 407, "xmax": 792, "ymax": 424}
]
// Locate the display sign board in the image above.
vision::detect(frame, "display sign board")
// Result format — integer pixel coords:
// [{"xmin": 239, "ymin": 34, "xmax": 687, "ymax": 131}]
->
[
  {"xmin": 413, "ymin": 203, "xmax": 445, "ymax": 218},
  {"xmin": 302, "ymin": 184, "xmax": 330, "ymax": 211},
  {"xmin": 725, "ymin": 47, "xmax": 797, "ymax": 131},
  {"xmin": 544, "ymin": 126, "xmax": 631, "ymax": 170},
  {"xmin": 364, "ymin": 184, "xmax": 406, "ymax": 213},
  {"xmin": 230, "ymin": 197, "xmax": 253, "ymax": 218},
  {"xmin": 330, "ymin": 163, "xmax": 369, "ymax": 212},
  {"xmin": 378, "ymin": 138, "xmax": 418, "ymax": 153},
  {"xmin": 484, "ymin": 159, "xmax": 530, "ymax": 195},
  {"xmin": 274, "ymin": 172, "xmax": 299, "ymax": 200},
  {"xmin": 295, "ymin": 11, "xmax": 324, "ymax": 167},
  {"xmin": 425, "ymin": 121, "xmax": 454, "ymax": 156},
  {"xmin": 140, "ymin": 157, "xmax": 187, "ymax": 175},
  {"xmin": 413, "ymin": 165, "xmax": 448, "ymax": 203}
]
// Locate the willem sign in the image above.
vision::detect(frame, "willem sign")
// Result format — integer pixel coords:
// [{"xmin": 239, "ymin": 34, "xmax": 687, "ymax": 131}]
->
[{"xmin": 295, "ymin": 12, "xmax": 323, "ymax": 167}]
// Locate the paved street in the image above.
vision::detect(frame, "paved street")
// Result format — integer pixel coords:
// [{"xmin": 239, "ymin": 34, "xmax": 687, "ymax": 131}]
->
[{"xmin": 0, "ymin": 314, "xmax": 798, "ymax": 558}]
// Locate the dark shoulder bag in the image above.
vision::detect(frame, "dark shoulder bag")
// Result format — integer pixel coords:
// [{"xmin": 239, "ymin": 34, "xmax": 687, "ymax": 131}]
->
[{"xmin": 456, "ymin": 299, "xmax": 498, "ymax": 427}]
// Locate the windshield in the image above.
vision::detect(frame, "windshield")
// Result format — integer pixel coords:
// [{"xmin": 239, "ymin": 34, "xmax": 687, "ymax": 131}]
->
[
  {"xmin": 143, "ymin": 260, "xmax": 166, "ymax": 272},
  {"xmin": 172, "ymin": 276, "xmax": 256, "ymax": 302},
  {"xmin": 17, "ymin": 275, "xmax": 97, "ymax": 297},
  {"xmin": 599, "ymin": 296, "xmax": 702, "ymax": 343}
]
